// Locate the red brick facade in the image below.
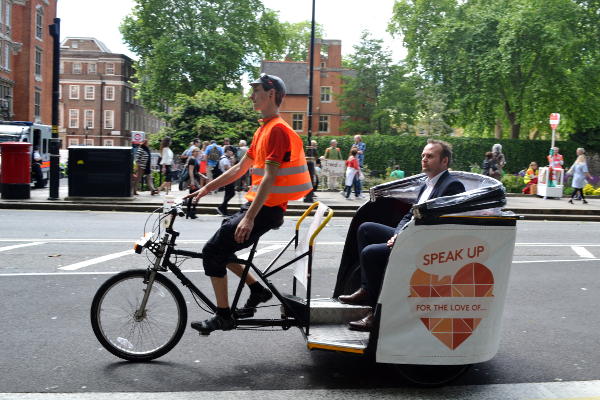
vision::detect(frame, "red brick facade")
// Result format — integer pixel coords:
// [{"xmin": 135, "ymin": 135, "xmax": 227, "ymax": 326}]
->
[
  {"xmin": 59, "ymin": 37, "xmax": 164, "ymax": 147},
  {"xmin": 262, "ymin": 39, "xmax": 353, "ymax": 137},
  {"xmin": 0, "ymin": 0, "xmax": 57, "ymax": 123}
]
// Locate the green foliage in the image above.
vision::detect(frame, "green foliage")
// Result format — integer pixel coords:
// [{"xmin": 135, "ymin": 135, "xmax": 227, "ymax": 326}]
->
[
  {"xmin": 314, "ymin": 135, "xmax": 580, "ymax": 176},
  {"xmin": 569, "ymin": 128, "xmax": 600, "ymax": 153},
  {"xmin": 500, "ymin": 174, "xmax": 525, "ymax": 194},
  {"xmin": 149, "ymin": 90, "xmax": 259, "ymax": 154},
  {"xmin": 389, "ymin": 0, "xmax": 600, "ymax": 139},
  {"xmin": 120, "ymin": 0, "xmax": 286, "ymax": 110},
  {"xmin": 270, "ymin": 21, "xmax": 325, "ymax": 62}
]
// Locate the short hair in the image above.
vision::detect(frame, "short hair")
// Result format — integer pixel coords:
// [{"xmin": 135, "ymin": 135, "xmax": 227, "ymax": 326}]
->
[
  {"xmin": 223, "ymin": 145, "xmax": 234, "ymax": 153},
  {"xmin": 427, "ymin": 139, "xmax": 453, "ymax": 166},
  {"xmin": 577, "ymin": 147, "xmax": 585, "ymax": 154},
  {"xmin": 239, "ymin": 139, "xmax": 247, "ymax": 146},
  {"xmin": 485, "ymin": 151, "xmax": 493, "ymax": 159},
  {"xmin": 193, "ymin": 138, "xmax": 200, "ymax": 144},
  {"xmin": 350, "ymin": 148, "xmax": 358, "ymax": 156},
  {"xmin": 330, "ymin": 139, "xmax": 337, "ymax": 145}
]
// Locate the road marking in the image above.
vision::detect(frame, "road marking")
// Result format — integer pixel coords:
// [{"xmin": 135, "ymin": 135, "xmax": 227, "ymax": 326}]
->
[
  {"xmin": 513, "ymin": 258, "xmax": 600, "ymax": 264},
  {"xmin": 0, "ymin": 269, "xmax": 204, "ymax": 277},
  {"xmin": 238, "ymin": 244, "xmax": 285, "ymax": 259},
  {"xmin": 571, "ymin": 246, "xmax": 595, "ymax": 259},
  {"xmin": 58, "ymin": 249, "xmax": 134, "ymax": 271},
  {"xmin": 0, "ymin": 242, "xmax": 46, "ymax": 252}
]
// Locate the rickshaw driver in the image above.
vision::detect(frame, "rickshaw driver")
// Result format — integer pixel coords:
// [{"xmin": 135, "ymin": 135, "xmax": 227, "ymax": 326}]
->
[
  {"xmin": 184, "ymin": 74, "xmax": 313, "ymax": 335},
  {"xmin": 338, "ymin": 139, "xmax": 466, "ymax": 331}
]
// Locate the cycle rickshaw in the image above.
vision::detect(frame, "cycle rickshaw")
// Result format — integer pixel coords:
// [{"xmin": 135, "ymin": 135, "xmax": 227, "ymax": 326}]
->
[{"xmin": 91, "ymin": 171, "xmax": 517, "ymax": 385}]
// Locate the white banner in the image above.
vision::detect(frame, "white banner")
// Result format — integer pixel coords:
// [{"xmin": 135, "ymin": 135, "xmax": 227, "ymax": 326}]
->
[
  {"xmin": 376, "ymin": 222, "xmax": 516, "ymax": 365},
  {"xmin": 321, "ymin": 159, "xmax": 345, "ymax": 177}
]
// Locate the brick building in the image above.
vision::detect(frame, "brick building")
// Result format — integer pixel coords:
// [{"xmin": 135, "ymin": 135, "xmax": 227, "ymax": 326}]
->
[
  {"xmin": 0, "ymin": 0, "xmax": 57, "ymax": 123},
  {"xmin": 261, "ymin": 39, "xmax": 354, "ymax": 136},
  {"xmin": 59, "ymin": 37, "xmax": 164, "ymax": 147}
]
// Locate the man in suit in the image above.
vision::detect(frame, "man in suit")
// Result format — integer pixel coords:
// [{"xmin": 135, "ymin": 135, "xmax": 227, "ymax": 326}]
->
[{"xmin": 338, "ymin": 139, "xmax": 466, "ymax": 331}]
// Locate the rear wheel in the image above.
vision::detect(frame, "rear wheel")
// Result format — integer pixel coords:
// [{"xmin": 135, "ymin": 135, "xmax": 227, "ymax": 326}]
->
[
  {"xmin": 90, "ymin": 269, "xmax": 187, "ymax": 361},
  {"xmin": 395, "ymin": 364, "xmax": 471, "ymax": 387}
]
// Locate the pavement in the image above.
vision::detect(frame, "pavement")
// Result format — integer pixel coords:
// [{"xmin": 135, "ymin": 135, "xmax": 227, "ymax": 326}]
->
[{"xmin": 1, "ymin": 181, "xmax": 599, "ymax": 221}]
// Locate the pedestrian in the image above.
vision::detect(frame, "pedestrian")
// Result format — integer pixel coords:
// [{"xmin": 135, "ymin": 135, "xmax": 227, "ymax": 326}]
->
[
  {"xmin": 343, "ymin": 148, "xmax": 363, "ymax": 200},
  {"xmin": 351, "ymin": 134, "xmax": 366, "ymax": 167},
  {"xmin": 181, "ymin": 138, "xmax": 200, "ymax": 164},
  {"xmin": 491, "ymin": 144, "xmax": 505, "ymax": 179},
  {"xmin": 324, "ymin": 139, "xmax": 343, "ymax": 191},
  {"xmin": 205, "ymin": 140, "xmax": 224, "ymax": 181},
  {"xmin": 199, "ymin": 141, "xmax": 209, "ymax": 188},
  {"xmin": 235, "ymin": 140, "xmax": 249, "ymax": 191},
  {"xmin": 522, "ymin": 161, "xmax": 539, "ymax": 194},
  {"xmin": 547, "ymin": 146, "xmax": 564, "ymax": 170},
  {"xmin": 133, "ymin": 139, "xmax": 158, "ymax": 195},
  {"xmin": 185, "ymin": 148, "xmax": 202, "ymax": 219},
  {"xmin": 303, "ymin": 139, "xmax": 319, "ymax": 203},
  {"xmin": 31, "ymin": 145, "xmax": 44, "ymax": 188},
  {"xmin": 157, "ymin": 137, "xmax": 174, "ymax": 194},
  {"xmin": 568, "ymin": 148, "xmax": 592, "ymax": 204},
  {"xmin": 184, "ymin": 73, "xmax": 312, "ymax": 334},
  {"xmin": 482, "ymin": 151, "xmax": 499, "ymax": 179},
  {"xmin": 217, "ymin": 145, "xmax": 236, "ymax": 216},
  {"xmin": 390, "ymin": 165, "xmax": 404, "ymax": 179}
]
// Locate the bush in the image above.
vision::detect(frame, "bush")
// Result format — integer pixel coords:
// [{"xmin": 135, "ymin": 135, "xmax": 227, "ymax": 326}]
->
[{"xmin": 500, "ymin": 174, "xmax": 526, "ymax": 193}]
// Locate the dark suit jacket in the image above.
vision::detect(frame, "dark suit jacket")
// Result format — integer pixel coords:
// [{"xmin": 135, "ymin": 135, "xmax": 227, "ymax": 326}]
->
[{"xmin": 395, "ymin": 170, "xmax": 466, "ymax": 233}]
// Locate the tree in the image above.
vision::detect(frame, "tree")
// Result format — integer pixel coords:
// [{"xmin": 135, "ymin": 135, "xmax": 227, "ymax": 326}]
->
[
  {"xmin": 150, "ymin": 90, "xmax": 259, "ymax": 153},
  {"xmin": 270, "ymin": 21, "xmax": 325, "ymax": 62},
  {"xmin": 121, "ymin": 0, "xmax": 285, "ymax": 110},
  {"xmin": 389, "ymin": 0, "xmax": 600, "ymax": 139}
]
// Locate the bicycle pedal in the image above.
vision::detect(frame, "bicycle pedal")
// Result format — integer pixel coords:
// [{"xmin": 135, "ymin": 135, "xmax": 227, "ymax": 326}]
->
[{"xmin": 233, "ymin": 308, "xmax": 255, "ymax": 319}]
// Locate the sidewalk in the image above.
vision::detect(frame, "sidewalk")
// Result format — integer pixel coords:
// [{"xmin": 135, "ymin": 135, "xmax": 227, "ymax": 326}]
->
[{"xmin": 0, "ymin": 181, "xmax": 598, "ymax": 221}]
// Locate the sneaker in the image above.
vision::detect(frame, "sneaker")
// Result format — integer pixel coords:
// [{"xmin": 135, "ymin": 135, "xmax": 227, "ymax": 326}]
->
[
  {"xmin": 191, "ymin": 314, "xmax": 235, "ymax": 335},
  {"xmin": 583, "ymin": 200, "xmax": 588, "ymax": 204},
  {"xmin": 236, "ymin": 287, "xmax": 273, "ymax": 318}
]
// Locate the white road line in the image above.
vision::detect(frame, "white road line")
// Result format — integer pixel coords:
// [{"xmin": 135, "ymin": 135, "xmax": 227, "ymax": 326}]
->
[
  {"xmin": 238, "ymin": 244, "xmax": 284, "ymax": 259},
  {"xmin": 0, "ymin": 242, "xmax": 46, "ymax": 252},
  {"xmin": 514, "ymin": 258, "xmax": 600, "ymax": 264},
  {"xmin": 571, "ymin": 246, "xmax": 596, "ymax": 259},
  {"xmin": 0, "ymin": 269, "xmax": 204, "ymax": 277},
  {"xmin": 58, "ymin": 249, "xmax": 134, "ymax": 271}
]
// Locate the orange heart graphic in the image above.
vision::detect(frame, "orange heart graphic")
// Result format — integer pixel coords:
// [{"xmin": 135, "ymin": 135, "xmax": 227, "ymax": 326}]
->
[{"xmin": 409, "ymin": 262, "xmax": 494, "ymax": 350}]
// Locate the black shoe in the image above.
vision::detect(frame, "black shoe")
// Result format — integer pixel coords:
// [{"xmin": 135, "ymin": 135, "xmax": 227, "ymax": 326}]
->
[
  {"xmin": 568, "ymin": 199, "xmax": 574, "ymax": 204},
  {"xmin": 216, "ymin": 207, "xmax": 228, "ymax": 216},
  {"xmin": 583, "ymin": 200, "xmax": 588, "ymax": 204},
  {"xmin": 191, "ymin": 314, "xmax": 235, "ymax": 335},
  {"xmin": 236, "ymin": 287, "xmax": 273, "ymax": 318},
  {"xmin": 189, "ymin": 214, "xmax": 198, "ymax": 219},
  {"xmin": 303, "ymin": 197, "xmax": 314, "ymax": 203}
]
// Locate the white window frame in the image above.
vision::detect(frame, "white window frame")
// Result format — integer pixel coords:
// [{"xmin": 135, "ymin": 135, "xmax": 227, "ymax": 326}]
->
[
  {"xmin": 59, "ymin": 103, "xmax": 64, "ymax": 128},
  {"xmin": 84, "ymin": 139, "xmax": 94, "ymax": 146},
  {"xmin": 318, "ymin": 115, "xmax": 330, "ymax": 133},
  {"xmin": 87, "ymin": 63, "xmax": 96, "ymax": 74},
  {"xmin": 68, "ymin": 138, "xmax": 79, "ymax": 146},
  {"xmin": 104, "ymin": 86, "xmax": 115, "ymax": 101},
  {"xmin": 292, "ymin": 113, "xmax": 304, "ymax": 132},
  {"xmin": 69, "ymin": 85, "xmax": 79, "ymax": 99},
  {"xmin": 35, "ymin": 6, "xmax": 44, "ymax": 40},
  {"xmin": 84, "ymin": 109, "xmax": 94, "ymax": 129},
  {"xmin": 69, "ymin": 109, "xmax": 79, "ymax": 128},
  {"xmin": 320, "ymin": 86, "xmax": 332, "ymax": 103},
  {"xmin": 84, "ymin": 85, "xmax": 95, "ymax": 100},
  {"xmin": 72, "ymin": 62, "xmax": 82, "ymax": 74},
  {"xmin": 34, "ymin": 90, "xmax": 41, "ymax": 119},
  {"xmin": 124, "ymin": 111, "xmax": 130, "ymax": 130},
  {"xmin": 104, "ymin": 110, "xmax": 114, "ymax": 129},
  {"xmin": 105, "ymin": 63, "xmax": 115, "ymax": 75},
  {"xmin": 5, "ymin": 1, "xmax": 11, "ymax": 27},
  {"xmin": 34, "ymin": 48, "xmax": 42, "ymax": 76},
  {"xmin": 103, "ymin": 139, "xmax": 114, "ymax": 146},
  {"xmin": 58, "ymin": 85, "xmax": 62, "ymax": 100},
  {"xmin": 59, "ymin": 61, "xmax": 64, "ymax": 74},
  {"xmin": 3, "ymin": 43, "xmax": 10, "ymax": 70}
]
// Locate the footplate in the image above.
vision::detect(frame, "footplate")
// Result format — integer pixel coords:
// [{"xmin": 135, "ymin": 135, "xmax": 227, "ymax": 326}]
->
[{"xmin": 307, "ymin": 324, "xmax": 369, "ymax": 354}]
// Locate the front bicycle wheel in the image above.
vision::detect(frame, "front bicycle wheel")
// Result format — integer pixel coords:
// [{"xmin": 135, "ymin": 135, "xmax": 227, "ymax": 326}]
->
[{"xmin": 91, "ymin": 269, "xmax": 187, "ymax": 361}]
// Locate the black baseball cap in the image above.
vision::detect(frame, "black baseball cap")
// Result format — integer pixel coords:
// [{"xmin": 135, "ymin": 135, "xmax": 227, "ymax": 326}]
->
[{"xmin": 250, "ymin": 73, "xmax": 286, "ymax": 96}]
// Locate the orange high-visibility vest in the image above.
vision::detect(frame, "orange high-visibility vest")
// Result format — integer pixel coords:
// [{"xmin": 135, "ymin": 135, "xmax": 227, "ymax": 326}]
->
[{"xmin": 245, "ymin": 117, "xmax": 312, "ymax": 207}]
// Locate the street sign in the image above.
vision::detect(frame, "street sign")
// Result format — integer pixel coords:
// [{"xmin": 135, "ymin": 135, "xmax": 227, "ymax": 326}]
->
[
  {"xmin": 549, "ymin": 113, "xmax": 560, "ymax": 130},
  {"xmin": 131, "ymin": 131, "xmax": 145, "ymax": 144}
]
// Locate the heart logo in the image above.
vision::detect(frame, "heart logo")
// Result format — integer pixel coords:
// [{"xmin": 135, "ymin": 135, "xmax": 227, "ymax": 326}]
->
[{"xmin": 409, "ymin": 262, "xmax": 494, "ymax": 350}]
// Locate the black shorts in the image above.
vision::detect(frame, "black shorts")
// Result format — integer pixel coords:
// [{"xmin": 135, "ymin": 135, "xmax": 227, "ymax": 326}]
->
[
  {"xmin": 202, "ymin": 202, "xmax": 284, "ymax": 277},
  {"xmin": 162, "ymin": 165, "xmax": 172, "ymax": 182}
]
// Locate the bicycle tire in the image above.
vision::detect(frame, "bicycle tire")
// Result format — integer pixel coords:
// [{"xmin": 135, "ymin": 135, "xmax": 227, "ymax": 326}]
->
[{"xmin": 90, "ymin": 269, "xmax": 187, "ymax": 361}]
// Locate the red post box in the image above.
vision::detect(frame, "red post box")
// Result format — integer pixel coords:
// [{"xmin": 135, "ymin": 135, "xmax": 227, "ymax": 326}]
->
[{"xmin": 0, "ymin": 142, "xmax": 32, "ymax": 199}]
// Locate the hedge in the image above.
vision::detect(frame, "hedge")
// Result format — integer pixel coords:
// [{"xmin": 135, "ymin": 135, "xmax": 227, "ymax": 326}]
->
[{"xmin": 314, "ymin": 135, "xmax": 581, "ymax": 176}]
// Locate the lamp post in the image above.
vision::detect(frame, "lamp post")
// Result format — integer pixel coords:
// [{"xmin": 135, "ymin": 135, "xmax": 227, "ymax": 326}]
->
[
  {"xmin": 48, "ymin": 17, "xmax": 60, "ymax": 200},
  {"xmin": 307, "ymin": 0, "xmax": 316, "ymax": 146}
]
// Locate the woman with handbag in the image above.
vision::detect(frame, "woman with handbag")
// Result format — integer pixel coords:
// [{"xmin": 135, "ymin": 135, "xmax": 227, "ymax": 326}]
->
[
  {"xmin": 568, "ymin": 148, "xmax": 592, "ymax": 204},
  {"xmin": 157, "ymin": 137, "xmax": 174, "ymax": 194}
]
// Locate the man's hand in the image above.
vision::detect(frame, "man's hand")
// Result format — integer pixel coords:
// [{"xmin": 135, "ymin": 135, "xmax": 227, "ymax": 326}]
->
[
  {"xmin": 183, "ymin": 186, "xmax": 209, "ymax": 204},
  {"xmin": 387, "ymin": 234, "xmax": 397, "ymax": 248},
  {"xmin": 234, "ymin": 215, "xmax": 254, "ymax": 243}
]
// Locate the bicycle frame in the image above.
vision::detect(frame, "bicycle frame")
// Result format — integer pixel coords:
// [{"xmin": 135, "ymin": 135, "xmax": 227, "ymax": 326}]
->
[{"xmin": 140, "ymin": 203, "xmax": 333, "ymax": 335}]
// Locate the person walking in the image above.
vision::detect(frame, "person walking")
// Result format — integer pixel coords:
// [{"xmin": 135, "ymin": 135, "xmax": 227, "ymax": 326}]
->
[
  {"xmin": 568, "ymin": 148, "xmax": 592, "ymax": 204},
  {"xmin": 157, "ymin": 137, "xmax": 174, "ymax": 194},
  {"xmin": 343, "ymin": 148, "xmax": 362, "ymax": 200},
  {"xmin": 482, "ymin": 151, "xmax": 499, "ymax": 179},
  {"xmin": 352, "ymin": 134, "xmax": 366, "ymax": 168},
  {"xmin": 205, "ymin": 140, "xmax": 224, "ymax": 181},
  {"xmin": 133, "ymin": 139, "xmax": 157, "ymax": 195},
  {"xmin": 216, "ymin": 146, "xmax": 236, "ymax": 216},
  {"xmin": 491, "ymin": 144, "xmax": 505, "ymax": 179},
  {"xmin": 236, "ymin": 140, "xmax": 249, "ymax": 191},
  {"xmin": 185, "ymin": 148, "xmax": 202, "ymax": 219}
]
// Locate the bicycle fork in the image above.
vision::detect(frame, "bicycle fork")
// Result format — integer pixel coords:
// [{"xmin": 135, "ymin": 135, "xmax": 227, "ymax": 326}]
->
[{"xmin": 135, "ymin": 237, "xmax": 169, "ymax": 321}]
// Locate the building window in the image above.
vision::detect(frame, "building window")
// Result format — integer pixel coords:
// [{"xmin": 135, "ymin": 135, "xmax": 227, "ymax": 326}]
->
[
  {"xmin": 104, "ymin": 86, "xmax": 115, "ymax": 101},
  {"xmin": 84, "ymin": 110, "xmax": 94, "ymax": 129},
  {"xmin": 320, "ymin": 87, "xmax": 332, "ymax": 103},
  {"xmin": 84, "ymin": 86, "xmax": 95, "ymax": 100},
  {"xmin": 3, "ymin": 43, "xmax": 10, "ymax": 70},
  {"xmin": 104, "ymin": 110, "xmax": 114, "ymax": 129},
  {"xmin": 58, "ymin": 85, "xmax": 62, "ymax": 99},
  {"xmin": 34, "ymin": 90, "xmax": 41, "ymax": 119},
  {"xmin": 72, "ymin": 62, "xmax": 81, "ymax": 74},
  {"xmin": 320, "ymin": 61, "xmax": 326, "ymax": 68},
  {"xmin": 84, "ymin": 139, "xmax": 94, "ymax": 146},
  {"xmin": 68, "ymin": 138, "xmax": 79, "ymax": 146},
  {"xmin": 105, "ymin": 63, "xmax": 115, "ymax": 74},
  {"xmin": 88, "ymin": 63, "xmax": 96, "ymax": 74},
  {"xmin": 125, "ymin": 88, "xmax": 130, "ymax": 103},
  {"xmin": 5, "ymin": 2, "xmax": 10, "ymax": 27},
  {"xmin": 292, "ymin": 113, "xmax": 303, "ymax": 131},
  {"xmin": 59, "ymin": 103, "xmax": 64, "ymax": 128},
  {"xmin": 69, "ymin": 85, "xmax": 79, "ymax": 99},
  {"xmin": 69, "ymin": 109, "xmax": 79, "ymax": 128},
  {"xmin": 124, "ymin": 111, "xmax": 130, "ymax": 130},
  {"xmin": 60, "ymin": 62, "xmax": 64, "ymax": 74},
  {"xmin": 318, "ymin": 115, "xmax": 329, "ymax": 133},
  {"xmin": 35, "ymin": 48, "xmax": 42, "ymax": 76},
  {"xmin": 103, "ymin": 139, "xmax": 114, "ymax": 146},
  {"xmin": 35, "ymin": 7, "xmax": 44, "ymax": 40}
]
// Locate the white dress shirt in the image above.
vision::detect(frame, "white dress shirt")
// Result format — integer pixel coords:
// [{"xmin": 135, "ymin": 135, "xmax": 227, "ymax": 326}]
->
[{"xmin": 417, "ymin": 170, "xmax": 446, "ymax": 204}]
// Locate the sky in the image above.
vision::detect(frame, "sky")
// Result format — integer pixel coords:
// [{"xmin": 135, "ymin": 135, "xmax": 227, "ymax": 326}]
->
[{"xmin": 56, "ymin": 0, "xmax": 405, "ymax": 61}]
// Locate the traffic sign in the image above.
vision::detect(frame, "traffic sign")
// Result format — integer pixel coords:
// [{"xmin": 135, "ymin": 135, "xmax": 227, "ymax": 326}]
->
[
  {"xmin": 131, "ymin": 131, "xmax": 145, "ymax": 144},
  {"xmin": 549, "ymin": 113, "xmax": 560, "ymax": 130}
]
